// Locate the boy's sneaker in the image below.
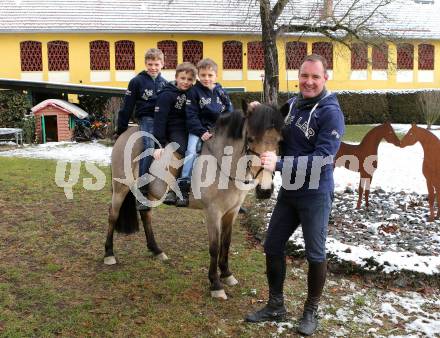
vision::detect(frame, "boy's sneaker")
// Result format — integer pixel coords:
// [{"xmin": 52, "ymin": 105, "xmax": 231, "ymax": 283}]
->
[
  {"xmin": 175, "ymin": 179, "xmax": 190, "ymax": 207},
  {"xmin": 163, "ymin": 190, "xmax": 177, "ymax": 205},
  {"xmin": 297, "ymin": 308, "xmax": 318, "ymax": 336}
]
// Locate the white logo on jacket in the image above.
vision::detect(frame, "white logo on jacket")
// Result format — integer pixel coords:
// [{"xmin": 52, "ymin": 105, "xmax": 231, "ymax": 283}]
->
[
  {"xmin": 142, "ymin": 89, "xmax": 154, "ymax": 101},
  {"xmin": 295, "ymin": 117, "xmax": 315, "ymax": 138},
  {"xmin": 200, "ymin": 97, "xmax": 211, "ymax": 108},
  {"xmin": 175, "ymin": 94, "xmax": 186, "ymax": 109}
]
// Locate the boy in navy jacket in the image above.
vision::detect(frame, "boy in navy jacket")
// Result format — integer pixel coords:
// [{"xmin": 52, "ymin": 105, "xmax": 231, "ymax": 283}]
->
[
  {"xmin": 176, "ymin": 58, "xmax": 233, "ymax": 207},
  {"xmin": 115, "ymin": 48, "xmax": 167, "ymax": 210},
  {"xmin": 152, "ymin": 62, "xmax": 197, "ymax": 204}
]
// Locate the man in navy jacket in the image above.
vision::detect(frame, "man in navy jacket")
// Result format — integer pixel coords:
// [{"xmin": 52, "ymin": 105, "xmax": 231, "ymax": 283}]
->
[{"xmin": 245, "ymin": 54, "xmax": 345, "ymax": 336}]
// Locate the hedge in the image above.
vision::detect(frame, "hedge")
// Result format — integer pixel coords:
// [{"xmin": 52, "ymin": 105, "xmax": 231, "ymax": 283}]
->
[{"xmin": 229, "ymin": 90, "xmax": 436, "ymax": 124}]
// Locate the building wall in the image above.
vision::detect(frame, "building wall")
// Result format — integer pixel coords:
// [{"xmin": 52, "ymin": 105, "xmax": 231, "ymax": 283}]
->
[{"xmin": 1, "ymin": 33, "xmax": 439, "ymax": 92}]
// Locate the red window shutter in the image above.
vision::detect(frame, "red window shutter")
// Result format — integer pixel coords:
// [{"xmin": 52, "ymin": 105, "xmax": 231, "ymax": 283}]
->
[
  {"xmin": 247, "ymin": 41, "xmax": 264, "ymax": 70},
  {"xmin": 183, "ymin": 40, "xmax": 203, "ymax": 65},
  {"xmin": 286, "ymin": 41, "xmax": 307, "ymax": 69},
  {"xmin": 397, "ymin": 44, "xmax": 414, "ymax": 70},
  {"xmin": 48, "ymin": 40, "xmax": 69, "ymax": 71},
  {"xmin": 115, "ymin": 40, "xmax": 135, "ymax": 70},
  {"xmin": 372, "ymin": 44, "xmax": 388, "ymax": 69},
  {"xmin": 351, "ymin": 43, "xmax": 367, "ymax": 70},
  {"xmin": 223, "ymin": 41, "xmax": 243, "ymax": 70},
  {"xmin": 20, "ymin": 41, "xmax": 43, "ymax": 71},
  {"xmin": 418, "ymin": 44, "xmax": 434, "ymax": 70},
  {"xmin": 157, "ymin": 40, "xmax": 177, "ymax": 69},
  {"xmin": 312, "ymin": 42, "xmax": 333, "ymax": 69},
  {"xmin": 90, "ymin": 40, "xmax": 110, "ymax": 71}
]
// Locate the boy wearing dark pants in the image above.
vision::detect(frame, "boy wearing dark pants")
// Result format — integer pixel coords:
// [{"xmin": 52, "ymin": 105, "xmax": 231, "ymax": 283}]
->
[
  {"xmin": 152, "ymin": 62, "xmax": 197, "ymax": 203},
  {"xmin": 245, "ymin": 54, "xmax": 345, "ymax": 336},
  {"xmin": 175, "ymin": 58, "xmax": 233, "ymax": 207},
  {"xmin": 115, "ymin": 48, "xmax": 167, "ymax": 210}
]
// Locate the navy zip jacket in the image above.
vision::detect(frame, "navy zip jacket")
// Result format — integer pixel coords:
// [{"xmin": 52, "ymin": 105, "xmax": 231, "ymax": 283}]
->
[
  {"xmin": 185, "ymin": 81, "xmax": 233, "ymax": 137},
  {"xmin": 153, "ymin": 81, "xmax": 188, "ymax": 148},
  {"xmin": 116, "ymin": 71, "xmax": 167, "ymax": 134},
  {"xmin": 276, "ymin": 91, "xmax": 345, "ymax": 196}
]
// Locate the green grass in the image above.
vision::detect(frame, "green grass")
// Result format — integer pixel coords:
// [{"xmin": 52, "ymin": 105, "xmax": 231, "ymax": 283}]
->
[
  {"xmin": 343, "ymin": 124, "xmax": 405, "ymax": 143},
  {"xmin": 0, "ymin": 156, "xmax": 422, "ymax": 337}
]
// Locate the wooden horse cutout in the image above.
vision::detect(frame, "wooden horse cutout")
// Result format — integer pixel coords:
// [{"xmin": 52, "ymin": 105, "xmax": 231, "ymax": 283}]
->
[
  {"xmin": 401, "ymin": 123, "xmax": 440, "ymax": 222},
  {"xmin": 335, "ymin": 122, "xmax": 401, "ymax": 209}
]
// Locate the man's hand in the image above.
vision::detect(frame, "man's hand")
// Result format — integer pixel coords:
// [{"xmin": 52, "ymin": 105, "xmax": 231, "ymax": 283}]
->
[
  {"xmin": 201, "ymin": 131, "xmax": 212, "ymax": 142},
  {"xmin": 248, "ymin": 101, "xmax": 261, "ymax": 111},
  {"xmin": 153, "ymin": 149, "xmax": 164, "ymax": 160},
  {"xmin": 260, "ymin": 151, "xmax": 278, "ymax": 172}
]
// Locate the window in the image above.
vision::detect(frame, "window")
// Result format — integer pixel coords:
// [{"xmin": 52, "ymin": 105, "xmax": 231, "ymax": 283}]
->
[
  {"xmin": 418, "ymin": 44, "xmax": 434, "ymax": 70},
  {"xmin": 115, "ymin": 40, "xmax": 135, "ymax": 70},
  {"xmin": 247, "ymin": 41, "xmax": 264, "ymax": 70},
  {"xmin": 183, "ymin": 40, "xmax": 203, "ymax": 65},
  {"xmin": 286, "ymin": 41, "xmax": 307, "ymax": 69},
  {"xmin": 372, "ymin": 44, "xmax": 388, "ymax": 69},
  {"xmin": 312, "ymin": 42, "xmax": 333, "ymax": 69},
  {"xmin": 157, "ymin": 40, "xmax": 177, "ymax": 69},
  {"xmin": 90, "ymin": 40, "xmax": 110, "ymax": 70},
  {"xmin": 48, "ymin": 40, "xmax": 69, "ymax": 71},
  {"xmin": 351, "ymin": 43, "xmax": 367, "ymax": 70},
  {"xmin": 20, "ymin": 41, "xmax": 42, "ymax": 71},
  {"xmin": 223, "ymin": 41, "xmax": 243, "ymax": 69},
  {"xmin": 397, "ymin": 43, "xmax": 414, "ymax": 70}
]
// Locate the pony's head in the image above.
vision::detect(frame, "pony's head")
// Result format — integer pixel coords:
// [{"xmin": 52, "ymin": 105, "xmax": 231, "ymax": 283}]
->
[
  {"xmin": 382, "ymin": 122, "xmax": 401, "ymax": 147},
  {"xmin": 244, "ymin": 103, "xmax": 285, "ymax": 199},
  {"xmin": 400, "ymin": 123, "xmax": 418, "ymax": 148}
]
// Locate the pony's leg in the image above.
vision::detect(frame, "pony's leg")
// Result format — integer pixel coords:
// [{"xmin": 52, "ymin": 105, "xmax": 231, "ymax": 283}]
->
[
  {"xmin": 426, "ymin": 180, "xmax": 435, "ymax": 222},
  {"xmin": 436, "ymin": 189, "xmax": 440, "ymax": 219},
  {"xmin": 364, "ymin": 176, "xmax": 371, "ymax": 209},
  {"xmin": 219, "ymin": 209, "xmax": 239, "ymax": 287},
  {"xmin": 104, "ymin": 190, "xmax": 127, "ymax": 265},
  {"xmin": 356, "ymin": 178, "xmax": 364, "ymax": 209},
  {"xmin": 206, "ymin": 212, "xmax": 226, "ymax": 299},
  {"xmin": 139, "ymin": 209, "xmax": 168, "ymax": 260}
]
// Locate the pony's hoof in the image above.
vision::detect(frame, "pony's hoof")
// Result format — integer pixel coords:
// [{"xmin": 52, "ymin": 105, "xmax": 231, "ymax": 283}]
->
[
  {"xmin": 221, "ymin": 275, "xmax": 238, "ymax": 286},
  {"xmin": 211, "ymin": 289, "xmax": 227, "ymax": 300},
  {"xmin": 155, "ymin": 252, "xmax": 169, "ymax": 261},
  {"xmin": 104, "ymin": 256, "xmax": 117, "ymax": 265}
]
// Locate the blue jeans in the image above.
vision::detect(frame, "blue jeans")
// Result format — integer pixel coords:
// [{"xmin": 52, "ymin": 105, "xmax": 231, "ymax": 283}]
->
[
  {"xmin": 139, "ymin": 116, "xmax": 155, "ymax": 181},
  {"xmin": 180, "ymin": 133, "xmax": 200, "ymax": 180},
  {"xmin": 264, "ymin": 191, "xmax": 333, "ymax": 263}
]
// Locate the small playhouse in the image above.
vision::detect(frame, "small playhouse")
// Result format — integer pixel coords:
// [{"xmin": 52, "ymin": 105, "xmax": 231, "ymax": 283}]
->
[{"xmin": 32, "ymin": 99, "xmax": 89, "ymax": 143}]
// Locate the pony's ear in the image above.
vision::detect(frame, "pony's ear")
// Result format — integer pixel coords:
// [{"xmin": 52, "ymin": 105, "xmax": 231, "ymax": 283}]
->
[
  {"xmin": 280, "ymin": 102, "xmax": 290, "ymax": 118},
  {"xmin": 241, "ymin": 100, "xmax": 248, "ymax": 115},
  {"xmin": 412, "ymin": 121, "xmax": 417, "ymax": 126}
]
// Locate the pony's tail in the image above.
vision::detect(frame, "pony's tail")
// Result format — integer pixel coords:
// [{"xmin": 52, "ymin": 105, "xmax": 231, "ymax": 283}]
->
[{"xmin": 114, "ymin": 190, "xmax": 139, "ymax": 234}]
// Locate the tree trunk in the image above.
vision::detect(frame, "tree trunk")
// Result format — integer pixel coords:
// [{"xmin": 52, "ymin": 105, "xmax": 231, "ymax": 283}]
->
[{"xmin": 260, "ymin": 0, "xmax": 280, "ymax": 106}]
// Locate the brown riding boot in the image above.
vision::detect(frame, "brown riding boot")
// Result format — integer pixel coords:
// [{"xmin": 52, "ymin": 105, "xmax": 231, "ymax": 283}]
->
[{"xmin": 297, "ymin": 261, "xmax": 327, "ymax": 336}]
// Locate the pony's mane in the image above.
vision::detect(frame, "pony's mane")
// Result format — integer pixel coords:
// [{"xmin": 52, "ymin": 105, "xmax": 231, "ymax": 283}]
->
[
  {"xmin": 247, "ymin": 104, "xmax": 284, "ymax": 140},
  {"xmin": 214, "ymin": 110, "xmax": 245, "ymax": 139}
]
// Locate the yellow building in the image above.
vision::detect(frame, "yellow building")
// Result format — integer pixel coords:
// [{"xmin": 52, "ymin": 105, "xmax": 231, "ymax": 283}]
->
[{"xmin": 1, "ymin": 0, "xmax": 439, "ymax": 93}]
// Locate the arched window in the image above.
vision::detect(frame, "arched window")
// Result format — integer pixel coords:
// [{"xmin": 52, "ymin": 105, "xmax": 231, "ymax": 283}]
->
[
  {"xmin": 157, "ymin": 40, "xmax": 177, "ymax": 69},
  {"xmin": 247, "ymin": 41, "xmax": 264, "ymax": 70},
  {"xmin": 351, "ymin": 43, "xmax": 367, "ymax": 70},
  {"xmin": 115, "ymin": 40, "xmax": 135, "ymax": 70},
  {"xmin": 48, "ymin": 40, "xmax": 69, "ymax": 71},
  {"xmin": 372, "ymin": 44, "xmax": 388, "ymax": 69},
  {"xmin": 285, "ymin": 41, "xmax": 307, "ymax": 69},
  {"xmin": 183, "ymin": 40, "xmax": 203, "ymax": 65},
  {"xmin": 89, "ymin": 40, "xmax": 110, "ymax": 70},
  {"xmin": 223, "ymin": 41, "xmax": 242, "ymax": 69},
  {"xmin": 397, "ymin": 43, "xmax": 414, "ymax": 70},
  {"xmin": 312, "ymin": 42, "xmax": 333, "ymax": 69},
  {"xmin": 418, "ymin": 44, "xmax": 434, "ymax": 70},
  {"xmin": 20, "ymin": 41, "xmax": 42, "ymax": 71}
]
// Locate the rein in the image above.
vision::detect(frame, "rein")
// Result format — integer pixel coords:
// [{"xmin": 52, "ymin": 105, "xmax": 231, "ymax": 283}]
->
[{"xmin": 204, "ymin": 134, "xmax": 265, "ymax": 185}]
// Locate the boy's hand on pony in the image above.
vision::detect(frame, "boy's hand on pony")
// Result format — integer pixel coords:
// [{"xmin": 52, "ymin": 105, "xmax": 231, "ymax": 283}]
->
[
  {"xmin": 153, "ymin": 149, "xmax": 164, "ymax": 160},
  {"xmin": 201, "ymin": 131, "xmax": 212, "ymax": 141}
]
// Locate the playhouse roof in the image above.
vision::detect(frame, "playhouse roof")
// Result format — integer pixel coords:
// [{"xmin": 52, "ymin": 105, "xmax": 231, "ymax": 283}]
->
[
  {"xmin": 31, "ymin": 99, "xmax": 89, "ymax": 119},
  {"xmin": 0, "ymin": 0, "xmax": 439, "ymax": 39}
]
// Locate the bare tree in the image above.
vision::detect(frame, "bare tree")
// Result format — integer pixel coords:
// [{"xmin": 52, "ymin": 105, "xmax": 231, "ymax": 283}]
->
[
  {"xmin": 256, "ymin": 0, "xmax": 401, "ymax": 104},
  {"xmin": 417, "ymin": 91, "xmax": 440, "ymax": 130}
]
